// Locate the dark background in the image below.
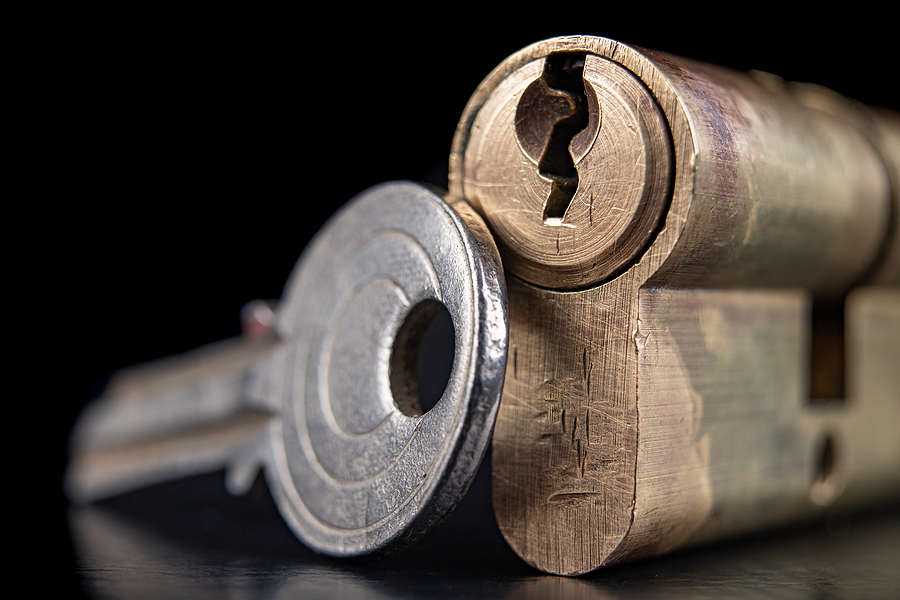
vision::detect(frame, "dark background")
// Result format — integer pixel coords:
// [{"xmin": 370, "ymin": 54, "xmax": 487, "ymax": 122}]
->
[{"xmin": 50, "ymin": 12, "xmax": 898, "ymax": 595}]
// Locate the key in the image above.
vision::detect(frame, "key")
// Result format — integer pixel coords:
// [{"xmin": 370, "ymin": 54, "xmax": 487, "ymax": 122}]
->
[
  {"xmin": 66, "ymin": 182, "xmax": 509, "ymax": 557},
  {"xmin": 450, "ymin": 36, "xmax": 900, "ymax": 575}
]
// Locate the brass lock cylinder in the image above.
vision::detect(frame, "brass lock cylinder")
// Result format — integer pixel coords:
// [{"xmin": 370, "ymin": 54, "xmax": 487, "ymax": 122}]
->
[
  {"xmin": 450, "ymin": 36, "xmax": 900, "ymax": 576},
  {"xmin": 450, "ymin": 37, "xmax": 899, "ymax": 292}
]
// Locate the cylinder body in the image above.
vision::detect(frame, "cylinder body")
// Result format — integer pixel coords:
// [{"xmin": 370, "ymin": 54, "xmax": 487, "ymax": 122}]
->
[
  {"xmin": 641, "ymin": 53, "xmax": 893, "ymax": 293},
  {"xmin": 451, "ymin": 36, "xmax": 900, "ymax": 576},
  {"xmin": 452, "ymin": 37, "xmax": 897, "ymax": 292}
]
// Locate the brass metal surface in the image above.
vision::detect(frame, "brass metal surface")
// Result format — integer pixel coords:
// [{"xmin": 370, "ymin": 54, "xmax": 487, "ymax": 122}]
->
[{"xmin": 451, "ymin": 36, "xmax": 900, "ymax": 575}]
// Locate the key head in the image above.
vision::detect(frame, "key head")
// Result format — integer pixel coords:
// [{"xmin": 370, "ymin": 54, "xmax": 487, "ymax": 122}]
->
[{"xmin": 265, "ymin": 182, "xmax": 508, "ymax": 556}]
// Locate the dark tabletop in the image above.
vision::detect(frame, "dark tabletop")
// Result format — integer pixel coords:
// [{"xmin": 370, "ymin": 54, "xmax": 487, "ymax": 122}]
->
[{"xmin": 68, "ymin": 448, "xmax": 900, "ymax": 599}]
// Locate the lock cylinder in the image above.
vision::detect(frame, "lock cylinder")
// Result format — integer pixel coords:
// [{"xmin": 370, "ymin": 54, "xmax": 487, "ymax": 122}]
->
[
  {"xmin": 450, "ymin": 36, "xmax": 900, "ymax": 576},
  {"xmin": 450, "ymin": 36, "xmax": 898, "ymax": 293}
]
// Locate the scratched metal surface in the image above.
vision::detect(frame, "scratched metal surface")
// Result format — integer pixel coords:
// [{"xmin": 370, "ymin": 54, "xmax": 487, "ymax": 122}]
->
[{"xmin": 68, "ymin": 455, "xmax": 900, "ymax": 599}]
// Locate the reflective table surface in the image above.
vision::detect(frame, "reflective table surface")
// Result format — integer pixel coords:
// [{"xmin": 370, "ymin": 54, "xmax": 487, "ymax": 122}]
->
[{"xmin": 68, "ymin": 450, "xmax": 899, "ymax": 599}]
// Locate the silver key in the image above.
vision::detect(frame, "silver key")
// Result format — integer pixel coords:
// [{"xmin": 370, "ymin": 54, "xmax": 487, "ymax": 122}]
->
[{"xmin": 66, "ymin": 181, "xmax": 509, "ymax": 556}]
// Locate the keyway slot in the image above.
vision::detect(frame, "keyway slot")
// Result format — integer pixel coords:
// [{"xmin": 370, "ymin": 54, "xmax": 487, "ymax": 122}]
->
[{"xmin": 538, "ymin": 53, "xmax": 589, "ymax": 223}]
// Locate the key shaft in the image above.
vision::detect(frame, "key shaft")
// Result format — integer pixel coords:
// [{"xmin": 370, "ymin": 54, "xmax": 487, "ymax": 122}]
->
[{"xmin": 66, "ymin": 334, "xmax": 280, "ymax": 502}]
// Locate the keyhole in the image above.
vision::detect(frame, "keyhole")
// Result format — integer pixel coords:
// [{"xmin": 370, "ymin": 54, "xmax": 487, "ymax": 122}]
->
[
  {"xmin": 515, "ymin": 52, "xmax": 591, "ymax": 225},
  {"xmin": 390, "ymin": 300, "xmax": 456, "ymax": 417}
]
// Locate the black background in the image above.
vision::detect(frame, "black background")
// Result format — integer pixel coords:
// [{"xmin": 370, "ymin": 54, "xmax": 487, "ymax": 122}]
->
[{"xmin": 48, "ymin": 11, "xmax": 898, "ymax": 595}]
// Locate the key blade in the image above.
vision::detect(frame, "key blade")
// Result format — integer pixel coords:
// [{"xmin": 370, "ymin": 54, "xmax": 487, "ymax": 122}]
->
[{"xmin": 66, "ymin": 334, "xmax": 281, "ymax": 503}]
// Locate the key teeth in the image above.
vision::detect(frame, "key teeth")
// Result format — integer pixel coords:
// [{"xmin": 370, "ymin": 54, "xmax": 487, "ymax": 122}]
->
[
  {"xmin": 225, "ymin": 435, "xmax": 268, "ymax": 496},
  {"xmin": 225, "ymin": 461, "xmax": 260, "ymax": 496}
]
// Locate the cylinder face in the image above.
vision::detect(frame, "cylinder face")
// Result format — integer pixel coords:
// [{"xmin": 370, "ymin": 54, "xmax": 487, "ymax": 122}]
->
[{"xmin": 461, "ymin": 53, "xmax": 672, "ymax": 289}]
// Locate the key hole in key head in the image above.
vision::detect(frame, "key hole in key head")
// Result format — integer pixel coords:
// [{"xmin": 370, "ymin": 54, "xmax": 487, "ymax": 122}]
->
[
  {"xmin": 390, "ymin": 300, "xmax": 456, "ymax": 417},
  {"xmin": 515, "ymin": 52, "xmax": 591, "ymax": 224}
]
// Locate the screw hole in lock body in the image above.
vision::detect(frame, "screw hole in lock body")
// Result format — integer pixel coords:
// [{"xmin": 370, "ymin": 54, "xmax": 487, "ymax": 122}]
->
[{"xmin": 390, "ymin": 299, "xmax": 456, "ymax": 417}]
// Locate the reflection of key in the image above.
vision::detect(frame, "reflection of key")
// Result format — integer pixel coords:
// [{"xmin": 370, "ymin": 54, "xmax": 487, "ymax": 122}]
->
[{"xmin": 66, "ymin": 182, "xmax": 508, "ymax": 557}]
